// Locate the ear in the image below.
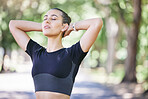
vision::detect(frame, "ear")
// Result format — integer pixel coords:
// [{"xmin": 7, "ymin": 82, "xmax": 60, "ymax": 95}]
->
[{"xmin": 61, "ymin": 23, "xmax": 69, "ymax": 32}]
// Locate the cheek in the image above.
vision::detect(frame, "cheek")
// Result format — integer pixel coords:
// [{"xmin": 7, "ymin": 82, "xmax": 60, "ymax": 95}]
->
[{"xmin": 52, "ymin": 20, "xmax": 63, "ymax": 28}]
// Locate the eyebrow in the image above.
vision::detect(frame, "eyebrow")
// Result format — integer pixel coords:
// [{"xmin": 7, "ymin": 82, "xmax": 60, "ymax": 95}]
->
[{"xmin": 44, "ymin": 14, "xmax": 58, "ymax": 18}]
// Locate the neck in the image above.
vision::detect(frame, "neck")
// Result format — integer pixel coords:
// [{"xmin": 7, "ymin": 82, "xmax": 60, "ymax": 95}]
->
[{"xmin": 46, "ymin": 35, "xmax": 63, "ymax": 52}]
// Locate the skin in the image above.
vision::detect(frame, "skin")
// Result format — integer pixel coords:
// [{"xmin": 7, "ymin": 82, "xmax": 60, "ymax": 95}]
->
[
  {"xmin": 35, "ymin": 91, "xmax": 70, "ymax": 99},
  {"xmin": 42, "ymin": 9, "xmax": 69, "ymax": 52},
  {"xmin": 9, "ymin": 9, "xmax": 103, "ymax": 99}
]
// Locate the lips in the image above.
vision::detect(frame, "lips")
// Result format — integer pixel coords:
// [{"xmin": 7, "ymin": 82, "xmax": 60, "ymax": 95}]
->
[{"xmin": 44, "ymin": 25, "xmax": 50, "ymax": 29}]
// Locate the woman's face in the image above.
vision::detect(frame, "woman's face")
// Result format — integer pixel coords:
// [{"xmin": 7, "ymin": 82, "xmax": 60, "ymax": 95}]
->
[{"xmin": 42, "ymin": 9, "xmax": 64, "ymax": 37}]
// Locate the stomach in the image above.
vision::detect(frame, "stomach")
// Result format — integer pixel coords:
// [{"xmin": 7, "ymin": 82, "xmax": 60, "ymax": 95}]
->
[{"xmin": 35, "ymin": 91, "xmax": 70, "ymax": 99}]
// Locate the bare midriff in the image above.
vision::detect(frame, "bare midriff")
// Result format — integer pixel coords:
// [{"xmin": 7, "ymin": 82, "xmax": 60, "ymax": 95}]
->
[{"xmin": 35, "ymin": 91, "xmax": 70, "ymax": 99}]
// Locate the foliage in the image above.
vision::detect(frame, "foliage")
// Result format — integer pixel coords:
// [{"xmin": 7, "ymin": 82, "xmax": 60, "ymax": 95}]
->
[
  {"xmin": 137, "ymin": 65, "xmax": 148, "ymax": 90},
  {"xmin": 0, "ymin": 0, "xmax": 147, "ymax": 91}
]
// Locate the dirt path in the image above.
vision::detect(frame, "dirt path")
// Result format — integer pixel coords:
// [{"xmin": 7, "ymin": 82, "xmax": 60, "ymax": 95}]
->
[{"xmin": 0, "ymin": 69, "xmax": 121, "ymax": 99}]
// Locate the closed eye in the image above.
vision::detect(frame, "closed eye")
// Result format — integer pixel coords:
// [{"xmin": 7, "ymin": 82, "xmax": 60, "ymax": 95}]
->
[
  {"xmin": 43, "ymin": 18, "xmax": 56, "ymax": 21},
  {"xmin": 43, "ymin": 18, "xmax": 47, "ymax": 21},
  {"xmin": 51, "ymin": 16, "xmax": 57, "ymax": 20},
  {"xmin": 51, "ymin": 18, "xmax": 56, "ymax": 20},
  {"xmin": 43, "ymin": 14, "xmax": 58, "ymax": 21}
]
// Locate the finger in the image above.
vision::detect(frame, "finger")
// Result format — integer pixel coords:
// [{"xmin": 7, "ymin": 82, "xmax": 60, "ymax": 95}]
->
[
  {"xmin": 64, "ymin": 30, "xmax": 70, "ymax": 37},
  {"xmin": 64, "ymin": 27, "xmax": 71, "ymax": 37}
]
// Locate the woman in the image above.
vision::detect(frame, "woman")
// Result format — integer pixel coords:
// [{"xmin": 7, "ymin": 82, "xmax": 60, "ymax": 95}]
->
[{"xmin": 9, "ymin": 8, "xmax": 103, "ymax": 99}]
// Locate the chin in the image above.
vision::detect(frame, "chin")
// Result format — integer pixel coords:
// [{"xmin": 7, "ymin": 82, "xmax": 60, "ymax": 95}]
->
[
  {"xmin": 43, "ymin": 32, "xmax": 52, "ymax": 37},
  {"xmin": 43, "ymin": 32, "xmax": 59, "ymax": 37}
]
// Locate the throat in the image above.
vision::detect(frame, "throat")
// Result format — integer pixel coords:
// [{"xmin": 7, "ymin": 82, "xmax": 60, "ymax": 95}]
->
[
  {"xmin": 46, "ymin": 46, "xmax": 64, "ymax": 53},
  {"xmin": 46, "ymin": 36, "xmax": 63, "ymax": 53}
]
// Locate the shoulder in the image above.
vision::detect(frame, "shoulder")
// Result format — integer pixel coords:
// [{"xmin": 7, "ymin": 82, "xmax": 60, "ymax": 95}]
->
[
  {"xmin": 25, "ymin": 39, "xmax": 43, "ymax": 56},
  {"xmin": 66, "ymin": 41, "xmax": 88, "ymax": 54},
  {"xmin": 65, "ymin": 41, "xmax": 88, "ymax": 64}
]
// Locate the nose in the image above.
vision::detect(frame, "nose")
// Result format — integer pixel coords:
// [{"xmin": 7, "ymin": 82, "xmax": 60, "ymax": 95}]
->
[{"xmin": 45, "ymin": 18, "xmax": 50, "ymax": 24}]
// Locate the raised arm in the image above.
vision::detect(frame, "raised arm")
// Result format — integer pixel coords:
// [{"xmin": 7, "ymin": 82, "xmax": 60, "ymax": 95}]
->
[
  {"xmin": 9, "ymin": 20, "xmax": 42, "ymax": 51},
  {"xmin": 65, "ymin": 18, "xmax": 103, "ymax": 52}
]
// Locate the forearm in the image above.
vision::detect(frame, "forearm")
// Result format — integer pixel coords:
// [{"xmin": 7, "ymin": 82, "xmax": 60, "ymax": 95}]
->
[
  {"xmin": 9, "ymin": 20, "xmax": 42, "ymax": 32},
  {"xmin": 68, "ymin": 18, "xmax": 103, "ymax": 52},
  {"xmin": 64, "ymin": 18, "xmax": 103, "ymax": 37},
  {"xmin": 74, "ymin": 18, "xmax": 103, "ymax": 31}
]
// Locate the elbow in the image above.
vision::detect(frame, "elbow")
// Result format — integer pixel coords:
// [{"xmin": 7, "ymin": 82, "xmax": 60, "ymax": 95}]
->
[
  {"xmin": 95, "ymin": 18, "xmax": 103, "ymax": 28},
  {"xmin": 9, "ymin": 20, "xmax": 16, "ymax": 32},
  {"xmin": 100, "ymin": 18, "xmax": 103, "ymax": 26},
  {"xmin": 9, "ymin": 20, "xmax": 13, "ymax": 29},
  {"xmin": 9, "ymin": 20, "xmax": 15, "ymax": 28},
  {"xmin": 92, "ymin": 18, "xmax": 103, "ymax": 34}
]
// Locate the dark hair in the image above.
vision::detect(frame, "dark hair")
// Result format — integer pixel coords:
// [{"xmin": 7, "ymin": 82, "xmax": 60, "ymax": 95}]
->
[{"xmin": 51, "ymin": 8, "xmax": 71, "ymax": 37}]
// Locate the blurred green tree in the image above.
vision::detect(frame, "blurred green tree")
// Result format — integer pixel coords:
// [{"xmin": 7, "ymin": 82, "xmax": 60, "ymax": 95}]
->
[
  {"xmin": 0, "ymin": 0, "xmax": 43, "ymax": 72},
  {"xmin": 122, "ymin": 0, "xmax": 142, "ymax": 83},
  {"xmin": 94, "ymin": 0, "xmax": 147, "ymax": 83},
  {"xmin": 0, "ymin": 0, "xmax": 17, "ymax": 72},
  {"xmin": 0, "ymin": 0, "xmax": 147, "ymax": 94}
]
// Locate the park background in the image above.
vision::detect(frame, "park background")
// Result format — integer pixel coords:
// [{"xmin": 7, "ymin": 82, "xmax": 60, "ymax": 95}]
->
[{"xmin": 0, "ymin": 0, "xmax": 148, "ymax": 99}]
